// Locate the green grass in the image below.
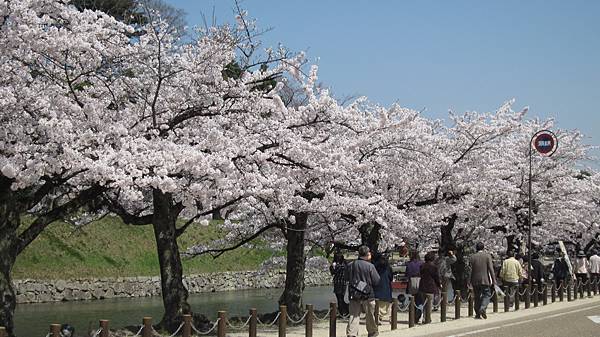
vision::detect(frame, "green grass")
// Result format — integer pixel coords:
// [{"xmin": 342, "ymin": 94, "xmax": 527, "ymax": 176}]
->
[{"xmin": 13, "ymin": 216, "xmax": 277, "ymax": 280}]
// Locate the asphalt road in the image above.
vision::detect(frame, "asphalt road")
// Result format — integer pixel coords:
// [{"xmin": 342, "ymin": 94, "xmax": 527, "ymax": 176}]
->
[{"xmin": 426, "ymin": 301, "xmax": 600, "ymax": 337}]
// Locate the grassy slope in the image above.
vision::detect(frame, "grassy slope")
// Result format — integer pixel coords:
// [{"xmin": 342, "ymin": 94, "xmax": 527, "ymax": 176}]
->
[{"xmin": 13, "ymin": 216, "xmax": 275, "ymax": 280}]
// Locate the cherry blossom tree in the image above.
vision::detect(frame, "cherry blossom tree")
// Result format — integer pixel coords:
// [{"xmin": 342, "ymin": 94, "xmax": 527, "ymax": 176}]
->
[{"xmin": 0, "ymin": 0, "xmax": 137, "ymax": 334}]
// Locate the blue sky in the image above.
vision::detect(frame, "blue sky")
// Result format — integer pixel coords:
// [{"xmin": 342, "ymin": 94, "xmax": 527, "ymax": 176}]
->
[{"xmin": 167, "ymin": 0, "xmax": 599, "ymax": 165}]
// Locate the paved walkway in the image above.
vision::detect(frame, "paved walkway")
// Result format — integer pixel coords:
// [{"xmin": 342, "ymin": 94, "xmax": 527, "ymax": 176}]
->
[{"xmin": 226, "ymin": 295, "xmax": 600, "ymax": 336}]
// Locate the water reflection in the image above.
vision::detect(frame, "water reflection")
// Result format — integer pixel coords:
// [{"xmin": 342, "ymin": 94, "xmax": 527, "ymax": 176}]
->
[{"xmin": 15, "ymin": 286, "xmax": 335, "ymax": 336}]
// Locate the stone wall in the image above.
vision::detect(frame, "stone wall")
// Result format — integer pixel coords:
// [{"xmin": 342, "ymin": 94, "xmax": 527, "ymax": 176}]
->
[{"xmin": 14, "ymin": 269, "xmax": 331, "ymax": 304}]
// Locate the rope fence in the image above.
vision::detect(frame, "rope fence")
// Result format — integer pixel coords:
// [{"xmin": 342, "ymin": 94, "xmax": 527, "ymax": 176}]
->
[
  {"xmin": 8, "ymin": 281, "xmax": 600, "ymax": 337},
  {"xmin": 256, "ymin": 312, "xmax": 281, "ymax": 327}
]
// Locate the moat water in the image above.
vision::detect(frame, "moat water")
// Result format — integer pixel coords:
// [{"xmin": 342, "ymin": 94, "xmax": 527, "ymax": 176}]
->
[{"xmin": 14, "ymin": 286, "xmax": 335, "ymax": 336}]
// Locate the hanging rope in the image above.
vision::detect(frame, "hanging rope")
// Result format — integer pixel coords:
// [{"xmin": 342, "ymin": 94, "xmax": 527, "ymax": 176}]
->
[
  {"xmin": 90, "ymin": 328, "xmax": 103, "ymax": 337},
  {"xmin": 226, "ymin": 316, "xmax": 253, "ymax": 330},
  {"xmin": 164, "ymin": 323, "xmax": 185, "ymax": 337},
  {"xmin": 446, "ymin": 293, "xmax": 456, "ymax": 305},
  {"xmin": 286, "ymin": 311, "xmax": 309, "ymax": 324},
  {"xmin": 396, "ymin": 300, "xmax": 410, "ymax": 312},
  {"xmin": 313, "ymin": 308, "xmax": 332, "ymax": 321},
  {"xmin": 257, "ymin": 312, "xmax": 281, "ymax": 327},
  {"xmin": 192, "ymin": 318, "xmax": 221, "ymax": 336},
  {"xmin": 132, "ymin": 325, "xmax": 144, "ymax": 337},
  {"xmin": 413, "ymin": 298, "xmax": 429, "ymax": 311}
]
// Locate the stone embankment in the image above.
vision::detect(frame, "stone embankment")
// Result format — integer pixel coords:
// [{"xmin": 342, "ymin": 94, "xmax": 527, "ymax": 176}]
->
[{"xmin": 14, "ymin": 269, "xmax": 331, "ymax": 304}]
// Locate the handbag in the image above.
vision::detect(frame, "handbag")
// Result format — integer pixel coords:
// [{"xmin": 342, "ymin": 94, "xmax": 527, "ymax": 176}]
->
[{"xmin": 349, "ymin": 279, "xmax": 371, "ymax": 300}]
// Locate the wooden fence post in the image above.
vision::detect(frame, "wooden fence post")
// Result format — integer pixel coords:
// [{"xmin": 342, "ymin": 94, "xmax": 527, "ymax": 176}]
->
[
  {"xmin": 533, "ymin": 286, "xmax": 539, "ymax": 307},
  {"xmin": 503, "ymin": 286, "xmax": 510, "ymax": 312},
  {"xmin": 50, "ymin": 324, "xmax": 61, "ymax": 337},
  {"xmin": 374, "ymin": 300, "xmax": 380, "ymax": 326},
  {"xmin": 492, "ymin": 289, "xmax": 498, "ymax": 313},
  {"xmin": 217, "ymin": 311, "xmax": 227, "ymax": 337},
  {"xmin": 440, "ymin": 292, "xmax": 447, "ymax": 322},
  {"xmin": 408, "ymin": 296, "xmax": 416, "ymax": 328},
  {"xmin": 182, "ymin": 315, "xmax": 191, "ymax": 337},
  {"xmin": 278, "ymin": 306, "xmax": 286, "ymax": 337},
  {"xmin": 543, "ymin": 283, "xmax": 548, "ymax": 305},
  {"xmin": 142, "ymin": 317, "xmax": 152, "ymax": 337},
  {"xmin": 559, "ymin": 282, "xmax": 564, "ymax": 302},
  {"xmin": 514, "ymin": 290, "xmax": 520, "ymax": 311},
  {"xmin": 391, "ymin": 298, "xmax": 398, "ymax": 329},
  {"xmin": 524, "ymin": 285, "xmax": 530, "ymax": 309},
  {"xmin": 454, "ymin": 290, "xmax": 461, "ymax": 319},
  {"xmin": 574, "ymin": 281, "xmax": 578, "ymax": 300},
  {"xmin": 305, "ymin": 304, "xmax": 313, "ymax": 337},
  {"xmin": 424, "ymin": 294, "xmax": 433, "ymax": 324},
  {"xmin": 587, "ymin": 280, "xmax": 592, "ymax": 298},
  {"xmin": 329, "ymin": 302, "xmax": 336, "ymax": 337},
  {"xmin": 567, "ymin": 283, "xmax": 572, "ymax": 302},
  {"xmin": 468, "ymin": 289, "xmax": 474, "ymax": 317},
  {"xmin": 99, "ymin": 319, "xmax": 109, "ymax": 337},
  {"xmin": 249, "ymin": 308, "xmax": 257, "ymax": 337}
]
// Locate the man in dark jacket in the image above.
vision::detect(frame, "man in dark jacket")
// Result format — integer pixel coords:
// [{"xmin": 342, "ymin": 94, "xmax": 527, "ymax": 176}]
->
[
  {"xmin": 468, "ymin": 242, "xmax": 497, "ymax": 319},
  {"xmin": 530, "ymin": 252, "xmax": 545, "ymax": 291},
  {"xmin": 346, "ymin": 246, "xmax": 381, "ymax": 337},
  {"xmin": 552, "ymin": 249, "xmax": 569, "ymax": 289}
]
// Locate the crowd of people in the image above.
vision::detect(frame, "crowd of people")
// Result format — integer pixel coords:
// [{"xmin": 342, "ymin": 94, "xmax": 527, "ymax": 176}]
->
[
  {"xmin": 329, "ymin": 245, "xmax": 458, "ymax": 337},
  {"xmin": 329, "ymin": 242, "xmax": 600, "ymax": 337}
]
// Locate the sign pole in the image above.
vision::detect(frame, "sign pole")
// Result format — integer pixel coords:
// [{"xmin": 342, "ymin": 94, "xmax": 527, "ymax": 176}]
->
[
  {"xmin": 528, "ymin": 134, "xmax": 534, "ymax": 290},
  {"xmin": 528, "ymin": 130, "xmax": 558, "ymax": 290}
]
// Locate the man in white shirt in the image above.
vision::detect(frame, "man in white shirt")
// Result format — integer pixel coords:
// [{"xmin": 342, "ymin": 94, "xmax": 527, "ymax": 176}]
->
[{"xmin": 588, "ymin": 250, "xmax": 600, "ymax": 284}]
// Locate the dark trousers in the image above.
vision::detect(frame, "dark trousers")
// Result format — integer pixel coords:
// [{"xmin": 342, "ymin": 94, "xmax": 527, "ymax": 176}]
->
[
  {"xmin": 335, "ymin": 292, "xmax": 349, "ymax": 316},
  {"xmin": 473, "ymin": 285, "xmax": 492, "ymax": 316},
  {"xmin": 576, "ymin": 273, "xmax": 588, "ymax": 284},
  {"xmin": 504, "ymin": 281, "xmax": 519, "ymax": 306}
]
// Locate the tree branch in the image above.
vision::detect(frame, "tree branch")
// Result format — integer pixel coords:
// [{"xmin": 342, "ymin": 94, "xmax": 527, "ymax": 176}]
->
[
  {"xmin": 186, "ymin": 224, "xmax": 277, "ymax": 258},
  {"xmin": 16, "ymin": 185, "xmax": 104, "ymax": 254}
]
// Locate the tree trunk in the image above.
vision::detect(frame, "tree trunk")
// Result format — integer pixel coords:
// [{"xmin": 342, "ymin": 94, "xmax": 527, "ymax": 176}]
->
[
  {"xmin": 0, "ymin": 195, "xmax": 19, "ymax": 337},
  {"xmin": 278, "ymin": 212, "xmax": 307, "ymax": 317},
  {"xmin": 152, "ymin": 189, "xmax": 191, "ymax": 332},
  {"xmin": 360, "ymin": 221, "xmax": 381, "ymax": 254},
  {"xmin": 440, "ymin": 214, "xmax": 457, "ymax": 254}
]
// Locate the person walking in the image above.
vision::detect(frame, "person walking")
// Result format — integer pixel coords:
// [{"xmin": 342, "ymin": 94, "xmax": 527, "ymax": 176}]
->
[
  {"xmin": 468, "ymin": 242, "xmax": 497, "ymax": 319},
  {"xmin": 589, "ymin": 250, "xmax": 600, "ymax": 284},
  {"xmin": 552, "ymin": 249, "xmax": 569, "ymax": 290},
  {"xmin": 574, "ymin": 250, "xmax": 590, "ymax": 284},
  {"xmin": 346, "ymin": 246, "xmax": 381, "ymax": 337},
  {"xmin": 437, "ymin": 249, "xmax": 457, "ymax": 303},
  {"xmin": 500, "ymin": 250, "xmax": 522, "ymax": 305},
  {"xmin": 530, "ymin": 252, "xmax": 545, "ymax": 291},
  {"xmin": 406, "ymin": 250, "xmax": 423, "ymax": 295},
  {"xmin": 415, "ymin": 251, "xmax": 441, "ymax": 323},
  {"xmin": 373, "ymin": 254, "xmax": 393, "ymax": 325},
  {"xmin": 330, "ymin": 252, "xmax": 349, "ymax": 316}
]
